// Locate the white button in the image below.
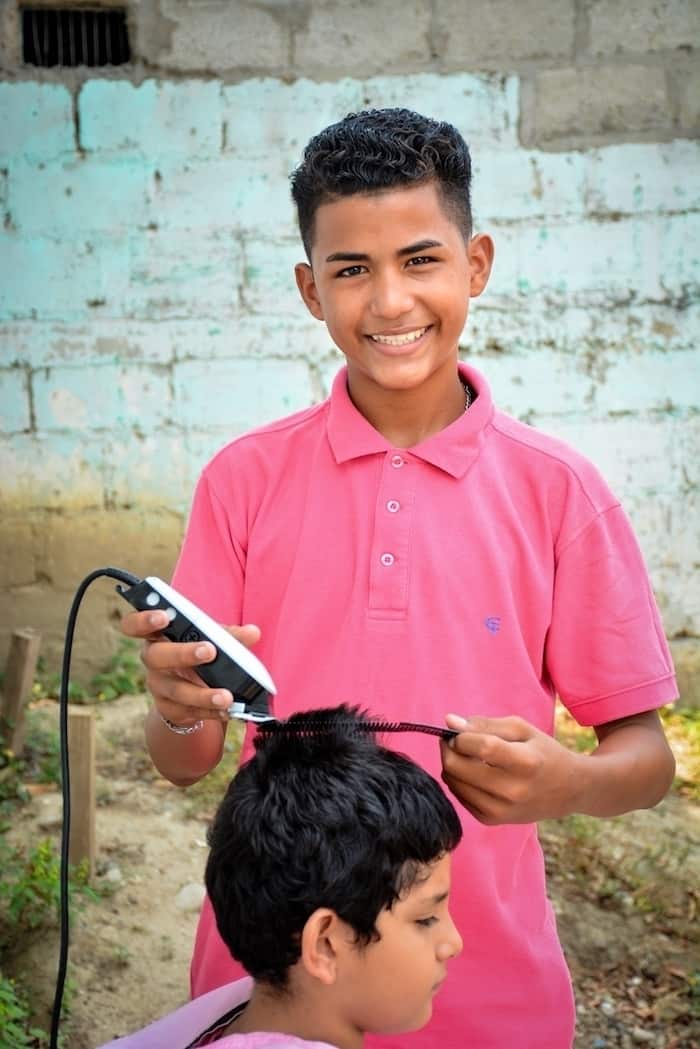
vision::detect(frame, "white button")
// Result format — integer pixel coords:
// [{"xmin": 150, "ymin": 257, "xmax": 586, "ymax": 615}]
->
[
  {"xmin": 146, "ymin": 590, "xmax": 160, "ymax": 607},
  {"xmin": 390, "ymin": 454, "xmax": 404, "ymax": 468},
  {"xmin": 380, "ymin": 552, "xmax": 395, "ymax": 566},
  {"xmin": 386, "ymin": 500, "xmax": 400, "ymax": 513}
]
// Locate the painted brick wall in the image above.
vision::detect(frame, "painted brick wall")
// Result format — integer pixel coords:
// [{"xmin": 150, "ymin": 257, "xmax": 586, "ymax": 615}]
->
[{"xmin": 0, "ymin": 0, "xmax": 698, "ymax": 687}]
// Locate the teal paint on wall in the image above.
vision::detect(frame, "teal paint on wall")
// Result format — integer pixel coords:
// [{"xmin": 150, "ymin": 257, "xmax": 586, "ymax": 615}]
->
[{"xmin": 0, "ymin": 74, "xmax": 698, "ymax": 637}]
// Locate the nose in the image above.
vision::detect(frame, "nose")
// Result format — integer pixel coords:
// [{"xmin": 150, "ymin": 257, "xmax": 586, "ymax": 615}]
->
[
  {"xmin": 369, "ymin": 270, "xmax": 414, "ymax": 319},
  {"xmin": 437, "ymin": 912, "xmax": 463, "ymax": 961}
]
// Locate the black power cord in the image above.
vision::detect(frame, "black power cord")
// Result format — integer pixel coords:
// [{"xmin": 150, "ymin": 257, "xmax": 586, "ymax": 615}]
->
[{"xmin": 50, "ymin": 567, "xmax": 141, "ymax": 1049}]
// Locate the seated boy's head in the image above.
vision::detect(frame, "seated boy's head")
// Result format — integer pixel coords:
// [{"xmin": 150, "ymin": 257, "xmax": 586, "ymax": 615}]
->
[
  {"xmin": 291, "ymin": 107, "xmax": 473, "ymax": 259},
  {"xmin": 205, "ymin": 704, "xmax": 463, "ymax": 1037}
]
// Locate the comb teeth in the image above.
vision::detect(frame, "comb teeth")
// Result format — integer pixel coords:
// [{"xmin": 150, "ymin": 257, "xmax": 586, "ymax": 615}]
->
[{"xmin": 256, "ymin": 716, "xmax": 457, "ymax": 741}]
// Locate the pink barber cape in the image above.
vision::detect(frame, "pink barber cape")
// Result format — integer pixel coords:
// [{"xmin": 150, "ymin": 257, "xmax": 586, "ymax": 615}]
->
[
  {"xmin": 96, "ymin": 975, "xmax": 337, "ymax": 1049},
  {"xmin": 173, "ymin": 365, "xmax": 677, "ymax": 1049}
]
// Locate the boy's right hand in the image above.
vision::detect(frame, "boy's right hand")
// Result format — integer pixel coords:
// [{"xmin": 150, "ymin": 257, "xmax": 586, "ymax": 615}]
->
[{"xmin": 120, "ymin": 610, "xmax": 262, "ymax": 726}]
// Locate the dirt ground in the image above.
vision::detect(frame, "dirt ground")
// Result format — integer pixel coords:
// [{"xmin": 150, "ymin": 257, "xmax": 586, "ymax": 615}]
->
[{"xmin": 5, "ymin": 694, "xmax": 700, "ymax": 1049}]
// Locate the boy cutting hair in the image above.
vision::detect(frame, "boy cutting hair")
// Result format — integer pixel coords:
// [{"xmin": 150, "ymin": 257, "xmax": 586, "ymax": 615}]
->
[
  {"xmin": 98, "ymin": 705, "xmax": 463, "ymax": 1048},
  {"xmin": 122, "ymin": 108, "xmax": 677, "ymax": 1047}
]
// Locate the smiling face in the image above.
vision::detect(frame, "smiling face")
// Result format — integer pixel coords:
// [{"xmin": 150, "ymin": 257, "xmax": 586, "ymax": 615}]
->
[
  {"xmin": 335, "ymin": 853, "xmax": 462, "ymax": 1037},
  {"xmin": 295, "ymin": 181, "xmax": 493, "ymax": 408}
]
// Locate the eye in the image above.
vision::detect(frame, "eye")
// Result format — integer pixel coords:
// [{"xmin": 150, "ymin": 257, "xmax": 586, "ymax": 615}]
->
[
  {"xmin": 406, "ymin": 255, "xmax": 436, "ymax": 267},
  {"xmin": 415, "ymin": 916, "xmax": 438, "ymax": 928},
  {"xmin": 336, "ymin": 264, "xmax": 367, "ymax": 278}
]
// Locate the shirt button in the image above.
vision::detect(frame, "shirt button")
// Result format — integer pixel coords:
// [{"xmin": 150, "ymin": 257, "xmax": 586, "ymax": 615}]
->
[
  {"xmin": 386, "ymin": 500, "xmax": 400, "ymax": 513},
  {"xmin": 380, "ymin": 552, "xmax": 395, "ymax": 567},
  {"xmin": 390, "ymin": 454, "xmax": 404, "ymax": 468}
]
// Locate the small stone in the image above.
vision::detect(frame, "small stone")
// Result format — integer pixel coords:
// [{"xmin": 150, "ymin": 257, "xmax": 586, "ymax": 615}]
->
[
  {"xmin": 631, "ymin": 1028, "xmax": 655, "ymax": 1044},
  {"xmin": 175, "ymin": 882, "xmax": 206, "ymax": 912},
  {"xmin": 600, "ymin": 999, "xmax": 616, "ymax": 1016},
  {"xmin": 105, "ymin": 865, "xmax": 122, "ymax": 884}
]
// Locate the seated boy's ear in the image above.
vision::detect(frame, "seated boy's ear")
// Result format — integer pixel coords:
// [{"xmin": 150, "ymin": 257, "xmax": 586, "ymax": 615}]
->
[
  {"xmin": 300, "ymin": 908, "xmax": 348, "ymax": 985},
  {"xmin": 468, "ymin": 234, "xmax": 495, "ymax": 298},
  {"xmin": 295, "ymin": 262, "xmax": 325, "ymax": 321}
]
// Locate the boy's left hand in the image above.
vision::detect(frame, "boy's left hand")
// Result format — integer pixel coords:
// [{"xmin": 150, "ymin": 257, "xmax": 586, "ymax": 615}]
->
[{"xmin": 440, "ymin": 714, "xmax": 582, "ymax": 824}]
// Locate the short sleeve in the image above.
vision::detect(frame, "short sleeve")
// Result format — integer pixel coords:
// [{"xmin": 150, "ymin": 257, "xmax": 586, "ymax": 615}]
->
[
  {"xmin": 171, "ymin": 470, "xmax": 246, "ymax": 625},
  {"xmin": 546, "ymin": 504, "xmax": 677, "ymax": 726}
]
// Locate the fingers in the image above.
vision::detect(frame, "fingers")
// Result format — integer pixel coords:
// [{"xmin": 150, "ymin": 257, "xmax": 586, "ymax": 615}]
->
[
  {"xmin": 148, "ymin": 667, "xmax": 233, "ymax": 722},
  {"xmin": 226, "ymin": 623, "xmax": 261, "ymax": 648},
  {"xmin": 445, "ymin": 714, "xmax": 533, "ymax": 742},
  {"xmin": 440, "ymin": 721, "xmax": 533, "ymax": 772},
  {"xmin": 120, "ymin": 609, "xmax": 170, "ymax": 640}
]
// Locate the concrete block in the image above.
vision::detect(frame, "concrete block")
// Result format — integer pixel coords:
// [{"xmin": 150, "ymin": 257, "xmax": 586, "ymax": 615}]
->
[
  {"xmin": 474, "ymin": 150, "xmax": 586, "ymax": 224},
  {"xmin": 156, "ymin": 0, "xmax": 289, "ymax": 73},
  {"xmin": 676, "ymin": 64, "xmax": 700, "ymax": 129},
  {"xmin": 358, "ymin": 74, "xmax": 520, "ymax": 151},
  {"xmin": 584, "ymin": 141, "xmax": 700, "ymax": 216},
  {"xmin": 0, "ymin": 320, "xmax": 177, "ymax": 369},
  {"xmin": 79, "ymin": 79, "xmax": 223, "ymax": 157},
  {"xmin": 294, "ymin": 0, "xmax": 431, "ymax": 77},
  {"xmin": 434, "ymin": 0, "xmax": 575, "ymax": 69},
  {"xmin": 540, "ymin": 415, "xmax": 683, "ymax": 500},
  {"xmin": 0, "ymin": 432, "xmax": 104, "ymax": 511},
  {"xmin": 0, "ymin": 514, "xmax": 38, "ymax": 587},
  {"xmin": 99, "ymin": 432, "xmax": 192, "ymax": 508},
  {"xmin": 589, "ymin": 0, "xmax": 700, "ymax": 56},
  {"xmin": 39, "ymin": 508, "xmax": 184, "ymax": 594},
  {"xmin": 32, "ymin": 362, "xmax": 173, "ymax": 433},
  {"xmin": 0, "ymin": 83, "xmax": 74, "ymax": 161},
  {"xmin": 669, "ymin": 638, "xmax": 700, "ymax": 709},
  {"xmin": 125, "ymin": 229, "xmax": 244, "ymax": 321},
  {"xmin": 0, "ymin": 368, "xmax": 31, "ymax": 433},
  {"xmin": 149, "ymin": 155, "xmax": 296, "ymax": 236},
  {"xmin": 655, "ymin": 563, "xmax": 700, "ymax": 636},
  {"xmin": 594, "ymin": 348, "xmax": 700, "ymax": 414},
  {"xmin": 475, "ymin": 348, "xmax": 594, "ymax": 418},
  {"xmin": 8, "ymin": 156, "xmax": 151, "ymax": 235},
  {"xmin": 173, "ymin": 357, "xmax": 314, "ymax": 434},
  {"xmin": 291, "ymin": 0, "xmax": 430, "ymax": 78},
  {"xmin": 0, "ymin": 233, "xmax": 130, "ymax": 322},
  {"xmin": 660, "ymin": 212, "xmax": 700, "ymax": 291},
  {"xmin": 485, "ymin": 214, "xmax": 664, "ymax": 303},
  {"xmin": 222, "ymin": 77, "xmax": 365, "ymax": 163},
  {"xmin": 241, "ymin": 237, "xmax": 306, "ymax": 316},
  {"xmin": 531, "ymin": 66, "xmax": 670, "ymax": 146}
]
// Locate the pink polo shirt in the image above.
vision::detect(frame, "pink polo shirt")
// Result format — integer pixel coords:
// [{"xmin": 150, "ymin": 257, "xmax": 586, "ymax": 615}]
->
[{"xmin": 173, "ymin": 365, "xmax": 676, "ymax": 1049}]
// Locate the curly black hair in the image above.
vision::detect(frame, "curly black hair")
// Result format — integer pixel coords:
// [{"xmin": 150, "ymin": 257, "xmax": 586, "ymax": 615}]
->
[
  {"xmin": 205, "ymin": 704, "xmax": 462, "ymax": 990},
  {"xmin": 290, "ymin": 107, "xmax": 473, "ymax": 259}
]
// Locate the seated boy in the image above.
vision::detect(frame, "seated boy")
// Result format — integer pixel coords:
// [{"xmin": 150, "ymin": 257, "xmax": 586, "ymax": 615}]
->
[{"xmin": 97, "ymin": 705, "xmax": 463, "ymax": 1048}]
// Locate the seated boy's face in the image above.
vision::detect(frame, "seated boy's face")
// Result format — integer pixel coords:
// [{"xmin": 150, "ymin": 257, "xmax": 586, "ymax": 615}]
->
[
  {"xmin": 338, "ymin": 853, "xmax": 462, "ymax": 1035},
  {"xmin": 295, "ymin": 181, "xmax": 492, "ymax": 399}
]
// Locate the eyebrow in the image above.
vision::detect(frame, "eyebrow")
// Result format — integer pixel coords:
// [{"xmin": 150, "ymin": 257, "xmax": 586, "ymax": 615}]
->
[
  {"xmin": 325, "ymin": 239, "xmax": 444, "ymax": 264},
  {"xmin": 417, "ymin": 890, "xmax": 449, "ymax": 906}
]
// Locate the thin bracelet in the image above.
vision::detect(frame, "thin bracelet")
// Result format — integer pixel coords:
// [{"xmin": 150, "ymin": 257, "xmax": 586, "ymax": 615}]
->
[{"xmin": 157, "ymin": 710, "xmax": 204, "ymax": 736}]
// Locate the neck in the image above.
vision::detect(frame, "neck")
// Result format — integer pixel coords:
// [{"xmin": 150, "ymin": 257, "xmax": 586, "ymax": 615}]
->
[
  {"xmin": 225, "ymin": 982, "xmax": 363, "ymax": 1049},
  {"xmin": 346, "ymin": 363, "xmax": 466, "ymax": 448}
]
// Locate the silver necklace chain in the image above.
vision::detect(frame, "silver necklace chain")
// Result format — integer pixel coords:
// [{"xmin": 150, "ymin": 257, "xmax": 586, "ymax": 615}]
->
[{"xmin": 460, "ymin": 378, "xmax": 472, "ymax": 412}]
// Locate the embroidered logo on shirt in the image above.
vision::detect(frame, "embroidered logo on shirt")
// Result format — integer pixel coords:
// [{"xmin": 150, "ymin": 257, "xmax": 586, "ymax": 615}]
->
[{"xmin": 484, "ymin": 616, "xmax": 501, "ymax": 634}]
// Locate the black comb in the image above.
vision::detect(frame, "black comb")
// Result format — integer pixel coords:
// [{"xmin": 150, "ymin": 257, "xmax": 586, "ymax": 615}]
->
[{"xmin": 256, "ymin": 716, "xmax": 458, "ymax": 741}]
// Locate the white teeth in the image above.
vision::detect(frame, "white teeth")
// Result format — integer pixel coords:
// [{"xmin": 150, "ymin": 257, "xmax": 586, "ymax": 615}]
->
[{"xmin": 370, "ymin": 327, "xmax": 428, "ymax": 346}]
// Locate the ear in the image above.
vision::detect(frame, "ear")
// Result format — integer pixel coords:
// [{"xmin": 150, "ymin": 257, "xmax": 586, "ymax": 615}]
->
[
  {"xmin": 467, "ymin": 234, "xmax": 495, "ymax": 298},
  {"xmin": 295, "ymin": 262, "xmax": 325, "ymax": 321},
  {"xmin": 299, "ymin": 908, "xmax": 348, "ymax": 986}
]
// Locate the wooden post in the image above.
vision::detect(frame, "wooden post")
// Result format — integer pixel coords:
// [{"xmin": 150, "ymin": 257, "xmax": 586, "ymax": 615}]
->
[
  {"xmin": 68, "ymin": 706, "xmax": 96, "ymax": 881},
  {"xmin": 0, "ymin": 628, "xmax": 41, "ymax": 753}
]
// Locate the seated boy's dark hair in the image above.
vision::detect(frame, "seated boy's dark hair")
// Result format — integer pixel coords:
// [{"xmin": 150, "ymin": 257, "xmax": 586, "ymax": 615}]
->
[
  {"xmin": 205, "ymin": 704, "xmax": 462, "ymax": 989},
  {"xmin": 290, "ymin": 107, "xmax": 473, "ymax": 258}
]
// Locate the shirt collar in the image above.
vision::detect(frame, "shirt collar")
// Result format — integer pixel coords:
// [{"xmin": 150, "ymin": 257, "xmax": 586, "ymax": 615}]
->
[{"xmin": 326, "ymin": 364, "xmax": 494, "ymax": 479}]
